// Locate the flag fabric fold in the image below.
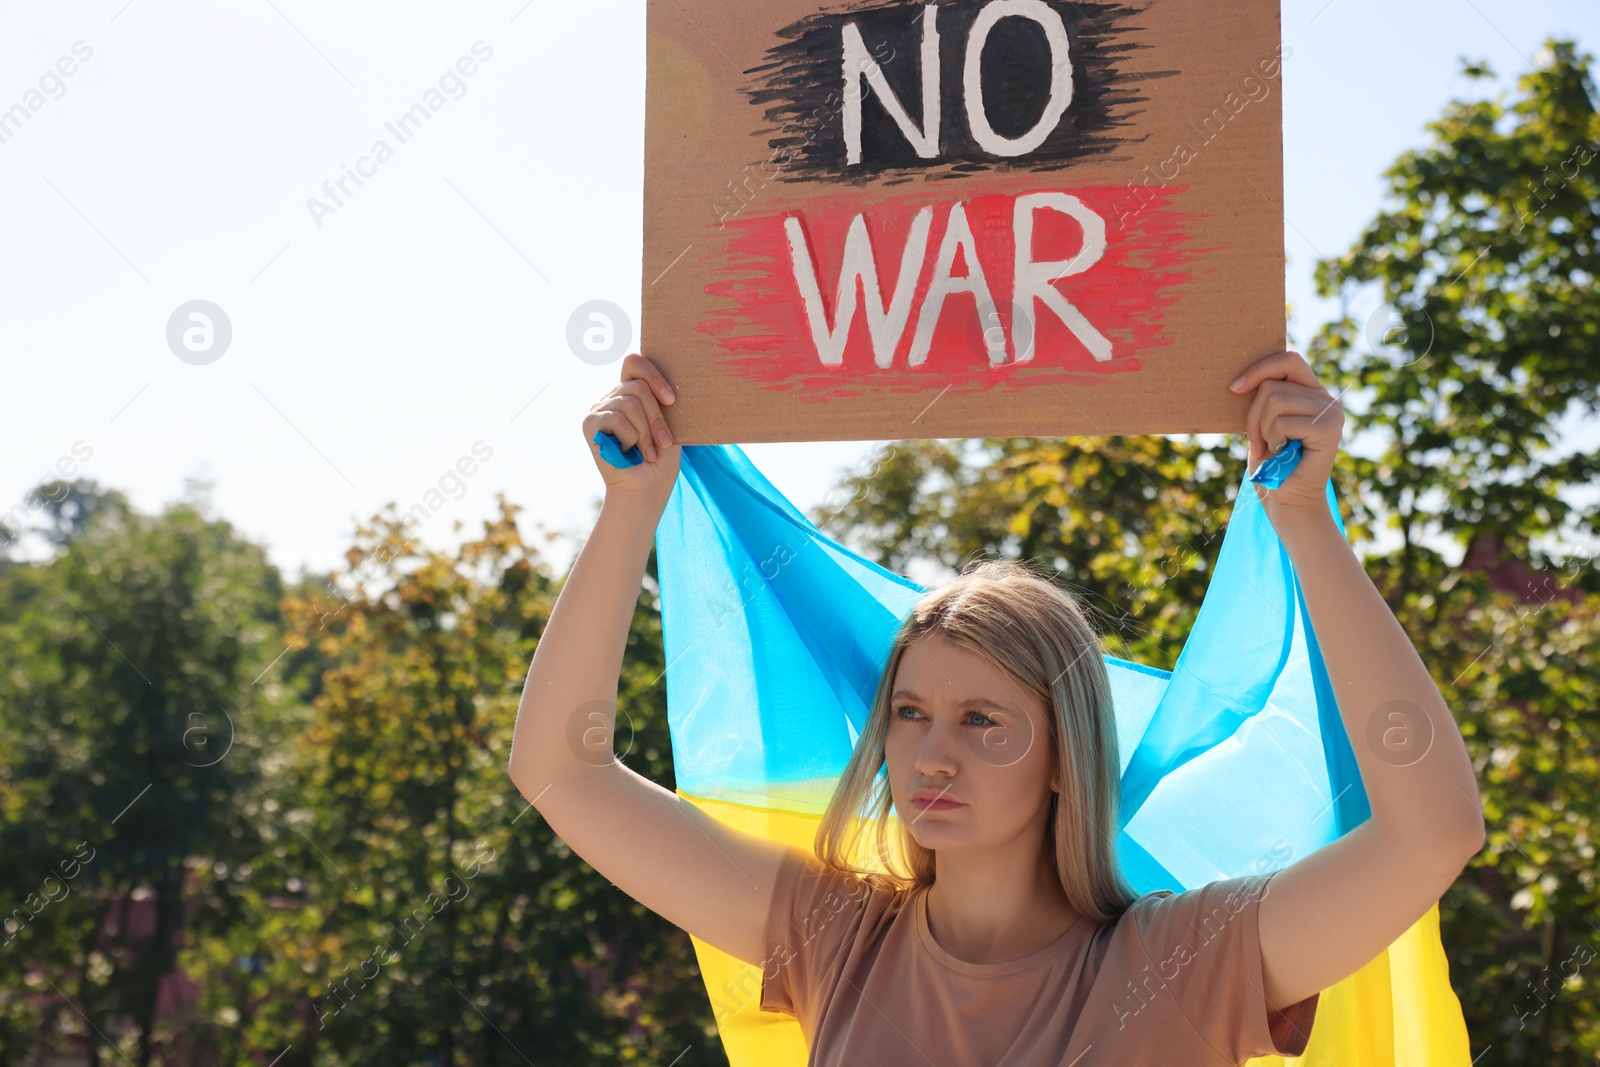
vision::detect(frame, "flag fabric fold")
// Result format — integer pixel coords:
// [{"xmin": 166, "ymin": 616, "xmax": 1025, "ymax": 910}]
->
[{"xmin": 611, "ymin": 437, "xmax": 1468, "ymax": 1066}]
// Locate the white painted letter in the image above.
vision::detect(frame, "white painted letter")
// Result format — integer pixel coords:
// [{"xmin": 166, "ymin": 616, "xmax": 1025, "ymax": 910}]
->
[
  {"xmin": 843, "ymin": 5, "xmax": 941, "ymax": 165},
  {"xmin": 786, "ymin": 208, "xmax": 934, "ymax": 368},
  {"xmin": 1011, "ymin": 192, "xmax": 1110, "ymax": 362},
  {"xmin": 908, "ymin": 202, "xmax": 1006, "ymax": 367},
  {"xmin": 965, "ymin": 0, "xmax": 1073, "ymax": 157}
]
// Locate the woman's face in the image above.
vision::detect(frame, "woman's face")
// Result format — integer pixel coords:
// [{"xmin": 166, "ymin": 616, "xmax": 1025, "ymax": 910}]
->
[{"xmin": 884, "ymin": 631, "xmax": 1057, "ymax": 853}]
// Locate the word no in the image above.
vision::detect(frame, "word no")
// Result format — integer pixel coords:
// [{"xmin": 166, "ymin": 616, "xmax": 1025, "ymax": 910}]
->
[{"xmin": 842, "ymin": 0, "xmax": 1073, "ymax": 165}]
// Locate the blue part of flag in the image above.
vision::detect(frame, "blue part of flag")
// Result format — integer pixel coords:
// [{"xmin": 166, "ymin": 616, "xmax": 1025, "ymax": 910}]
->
[
  {"xmin": 594, "ymin": 430, "xmax": 644, "ymax": 469},
  {"xmin": 1248, "ymin": 438, "xmax": 1304, "ymax": 488}
]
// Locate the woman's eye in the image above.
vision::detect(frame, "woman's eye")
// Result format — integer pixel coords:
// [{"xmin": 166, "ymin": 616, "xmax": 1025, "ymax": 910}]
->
[{"xmin": 893, "ymin": 706, "xmax": 995, "ymax": 726}]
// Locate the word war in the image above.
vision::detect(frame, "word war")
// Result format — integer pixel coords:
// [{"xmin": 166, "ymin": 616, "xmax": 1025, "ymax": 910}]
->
[{"xmin": 784, "ymin": 191, "xmax": 1111, "ymax": 370}]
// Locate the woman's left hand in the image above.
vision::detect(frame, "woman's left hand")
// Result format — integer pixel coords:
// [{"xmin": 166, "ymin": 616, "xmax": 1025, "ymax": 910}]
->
[{"xmin": 1229, "ymin": 350, "xmax": 1344, "ymax": 516}]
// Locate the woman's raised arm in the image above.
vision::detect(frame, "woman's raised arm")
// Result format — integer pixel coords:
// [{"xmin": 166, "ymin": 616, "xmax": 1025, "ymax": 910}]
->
[
  {"xmin": 507, "ymin": 353, "xmax": 791, "ymax": 968},
  {"xmin": 1229, "ymin": 350, "xmax": 1487, "ymax": 1014}
]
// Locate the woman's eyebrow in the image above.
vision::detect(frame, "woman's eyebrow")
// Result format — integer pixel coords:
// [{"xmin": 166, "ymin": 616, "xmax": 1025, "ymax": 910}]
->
[{"xmin": 891, "ymin": 688, "xmax": 1012, "ymax": 712}]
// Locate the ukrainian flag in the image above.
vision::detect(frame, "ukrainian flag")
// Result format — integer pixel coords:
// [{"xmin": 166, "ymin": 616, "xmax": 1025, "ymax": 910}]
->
[{"xmin": 631, "ymin": 439, "xmax": 1470, "ymax": 1066}]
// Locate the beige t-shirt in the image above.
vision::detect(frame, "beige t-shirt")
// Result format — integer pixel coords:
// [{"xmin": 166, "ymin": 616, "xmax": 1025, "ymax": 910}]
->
[{"xmin": 760, "ymin": 848, "xmax": 1320, "ymax": 1066}]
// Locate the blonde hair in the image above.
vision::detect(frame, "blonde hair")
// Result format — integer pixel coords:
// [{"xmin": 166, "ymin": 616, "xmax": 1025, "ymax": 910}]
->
[{"xmin": 813, "ymin": 557, "xmax": 1139, "ymax": 923}]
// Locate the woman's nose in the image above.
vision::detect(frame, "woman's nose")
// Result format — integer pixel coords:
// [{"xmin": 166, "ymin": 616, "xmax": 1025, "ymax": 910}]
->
[{"xmin": 913, "ymin": 723, "xmax": 961, "ymax": 775}]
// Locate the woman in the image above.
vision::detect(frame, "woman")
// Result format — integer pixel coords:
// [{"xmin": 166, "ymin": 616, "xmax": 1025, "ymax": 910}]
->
[{"xmin": 507, "ymin": 350, "xmax": 1486, "ymax": 1065}]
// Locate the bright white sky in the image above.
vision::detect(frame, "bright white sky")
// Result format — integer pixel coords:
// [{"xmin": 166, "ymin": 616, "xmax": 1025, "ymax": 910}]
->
[{"xmin": 1, "ymin": 0, "xmax": 1594, "ymax": 583}]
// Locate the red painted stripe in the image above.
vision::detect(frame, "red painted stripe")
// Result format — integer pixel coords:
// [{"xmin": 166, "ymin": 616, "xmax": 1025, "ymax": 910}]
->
[{"xmin": 698, "ymin": 183, "xmax": 1211, "ymax": 401}]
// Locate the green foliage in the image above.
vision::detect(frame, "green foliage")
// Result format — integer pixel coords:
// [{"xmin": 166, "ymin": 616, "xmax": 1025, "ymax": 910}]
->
[
  {"xmin": 1302, "ymin": 43, "xmax": 1600, "ymax": 1061},
  {"xmin": 177, "ymin": 496, "xmax": 720, "ymax": 1066},
  {"xmin": 0, "ymin": 490, "xmax": 286, "ymax": 1066},
  {"xmin": 1308, "ymin": 39, "xmax": 1600, "ymax": 594},
  {"xmin": 1384, "ymin": 567, "xmax": 1599, "ymax": 1062},
  {"xmin": 0, "ymin": 492, "xmax": 720, "ymax": 1065}
]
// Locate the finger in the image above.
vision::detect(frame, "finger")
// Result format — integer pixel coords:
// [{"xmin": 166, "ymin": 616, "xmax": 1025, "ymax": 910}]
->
[
  {"xmin": 1261, "ymin": 393, "xmax": 1344, "ymax": 453},
  {"xmin": 596, "ymin": 395, "xmax": 656, "ymax": 463},
  {"xmin": 1263, "ymin": 414, "xmax": 1328, "ymax": 458},
  {"xmin": 1257, "ymin": 381, "xmax": 1328, "ymax": 424},
  {"xmin": 618, "ymin": 379, "xmax": 673, "ymax": 451},
  {"xmin": 1259, "ymin": 387, "xmax": 1343, "ymax": 450},
  {"xmin": 1229, "ymin": 350, "xmax": 1321, "ymax": 395},
  {"xmin": 614, "ymin": 394, "xmax": 659, "ymax": 463},
  {"xmin": 621, "ymin": 353, "xmax": 676, "ymax": 408},
  {"xmin": 1273, "ymin": 399, "xmax": 1337, "ymax": 451},
  {"xmin": 587, "ymin": 407, "xmax": 650, "ymax": 464},
  {"xmin": 1246, "ymin": 379, "xmax": 1331, "ymax": 469},
  {"xmin": 1244, "ymin": 381, "xmax": 1269, "ymax": 470}
]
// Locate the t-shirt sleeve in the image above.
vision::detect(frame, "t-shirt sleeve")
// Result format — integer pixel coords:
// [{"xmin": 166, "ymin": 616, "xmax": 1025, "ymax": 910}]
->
[
  {"xmin": 1130, "ymin": 869, "xmax": 1320, "ymax": 1061},
  {"xmin": 759, "ymin": 846, "xmax": 877, "ymax": 1023}
]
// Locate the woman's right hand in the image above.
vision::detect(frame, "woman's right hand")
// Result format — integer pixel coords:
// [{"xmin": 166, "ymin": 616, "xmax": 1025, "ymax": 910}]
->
[{"xmin": 582, "ymin": 353, "xmax": 681, "ymax": 505}]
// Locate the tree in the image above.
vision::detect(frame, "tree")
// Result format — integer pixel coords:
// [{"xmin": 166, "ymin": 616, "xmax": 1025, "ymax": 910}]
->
[
  {"xmin": 1308, "ymin": 39, "xmax": 1600, "ymax": 602},
  {"xmin": 1410, "ymin": 576, "xmax": 1600, "ymax": 1062},
  {"xmin": 0, "ymin": 479, "xmax": 130, "ymax": 566},
  {"xmin": 1304, "ymin": 37, "xmax": 1600, "ymax": 1064},
  {"xmin": 185, "ymin": 497, "xmax": 723, "ymax": 1065},
  {"xmin": 0, "ymin": 494, "xmax": 286, "ymax": 1066}
]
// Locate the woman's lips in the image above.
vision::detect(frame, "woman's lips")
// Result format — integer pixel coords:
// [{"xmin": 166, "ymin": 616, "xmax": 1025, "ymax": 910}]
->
[{"xmin": 911, "ymin": 795, "xmax": 966, "ymax": 810}]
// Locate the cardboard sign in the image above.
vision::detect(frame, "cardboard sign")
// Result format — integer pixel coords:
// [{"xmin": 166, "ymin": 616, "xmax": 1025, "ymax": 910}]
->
[{"xmin": 642, "ymin": 0, "xmax": 1286, "ymax": 443}]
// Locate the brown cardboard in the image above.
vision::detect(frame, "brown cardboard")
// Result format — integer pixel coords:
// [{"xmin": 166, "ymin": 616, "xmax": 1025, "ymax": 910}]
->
[{"xmin": 642, "ymin": 0, "xmax": 1286, "ymax": 443}]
